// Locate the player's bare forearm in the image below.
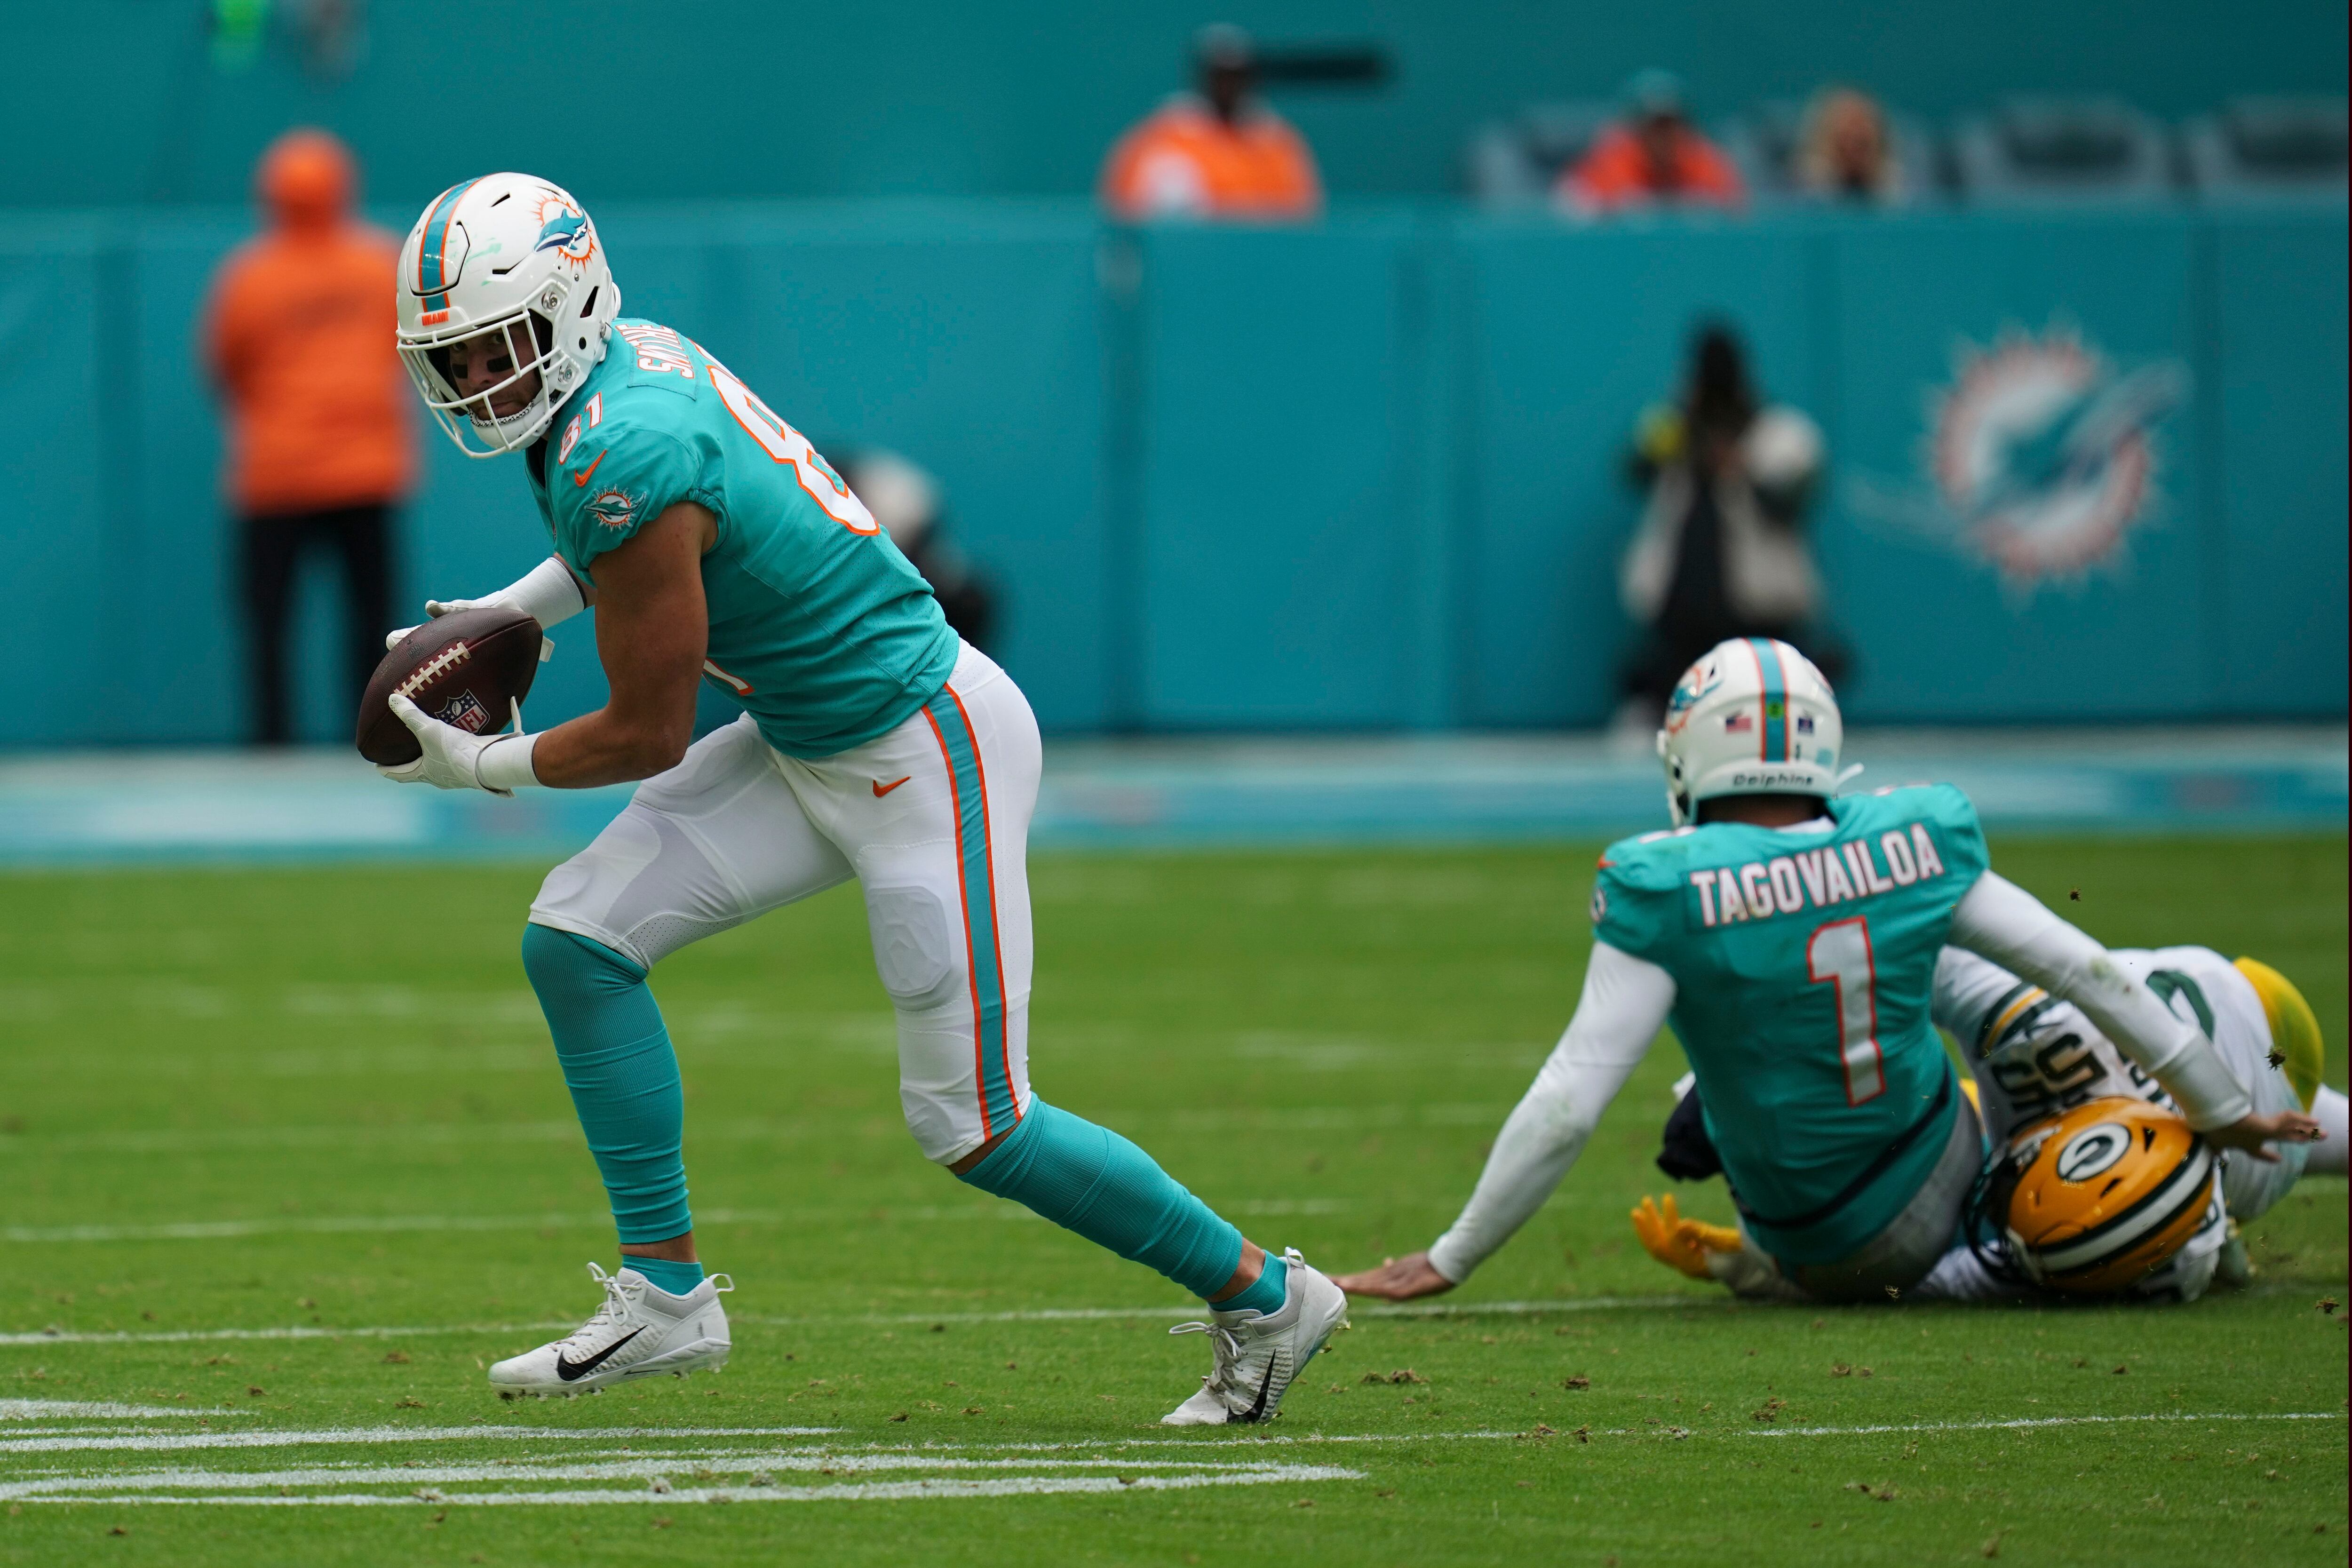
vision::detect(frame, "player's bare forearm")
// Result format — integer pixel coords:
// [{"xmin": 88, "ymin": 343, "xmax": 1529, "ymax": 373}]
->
[{"xmin": 528, "ymin": 502, "xmax": 715, "ymax": 789}]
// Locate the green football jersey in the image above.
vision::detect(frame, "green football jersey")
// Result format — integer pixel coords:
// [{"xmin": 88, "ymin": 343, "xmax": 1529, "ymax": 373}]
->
[
  {"xmin": 1592, "ymin": 785, "xmax": 1991, "ymax": 1264},
  {"xmin": 528, "ymin": 319, "xmax": 958, "ymax": 759}
]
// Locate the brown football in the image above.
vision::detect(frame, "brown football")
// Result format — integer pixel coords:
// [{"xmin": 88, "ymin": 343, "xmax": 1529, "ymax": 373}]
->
[{"xmin": 356, "ymin": 607, "xmax": 545, "ymax": 766}]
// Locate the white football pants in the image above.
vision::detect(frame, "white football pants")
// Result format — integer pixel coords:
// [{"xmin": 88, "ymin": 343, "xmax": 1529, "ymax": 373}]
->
[{"xmin": 527, "ymin": 642, "xmax": 1037, "ymax": 1165}]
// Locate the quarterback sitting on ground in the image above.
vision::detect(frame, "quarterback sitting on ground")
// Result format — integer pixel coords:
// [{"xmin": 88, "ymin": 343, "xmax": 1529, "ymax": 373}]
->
[
  {"xmin": 373, "ymin": 174, "xmax": 1346, "ymax": 1421},
  {"xmin": 1335, "ymin": 638, "xmax": 2319, "ymax": 1307}
]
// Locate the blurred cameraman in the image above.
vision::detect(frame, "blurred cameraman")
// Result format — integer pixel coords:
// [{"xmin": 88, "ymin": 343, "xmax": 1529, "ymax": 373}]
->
[
  {"xmin": 832, "ymin": 447, "xmax": 996, "ymax": 655},
  {"xmin": 203, "ymin": 129, "xmax": 412, "ymax": 746},
  {"xmin": 1099, "ymin": 24, "xmax": 1322, "ymax": 220},
  {"xmin": 1614, "ymin": 324, "xmax": 1844, "ymax": 732}
]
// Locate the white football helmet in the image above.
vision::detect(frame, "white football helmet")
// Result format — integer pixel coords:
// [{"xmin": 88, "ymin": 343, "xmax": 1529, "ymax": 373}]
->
[
  {"xmin": 395, "ymin": 173, "xmax": 620, "ymax": 457},
  {"xmin": 1656, "ymin": 637, "xmax": 1845, "ymax": 826}
]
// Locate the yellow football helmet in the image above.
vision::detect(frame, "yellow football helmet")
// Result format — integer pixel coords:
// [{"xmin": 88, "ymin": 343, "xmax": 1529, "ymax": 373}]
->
[
  {"xmin": 1988, "ymin": 1096, "xmax": 2214, "ymax": 1294},
  {"xmin": 2233, "ymin": 956, "xmax": 2326, "ymax": 1111}
]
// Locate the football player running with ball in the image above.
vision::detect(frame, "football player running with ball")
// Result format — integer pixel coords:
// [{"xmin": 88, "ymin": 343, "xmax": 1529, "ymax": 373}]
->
[
  {"xmin": 375, "ymin": 175, "xmax": 1345, "ymax": 1419},
  {"xmin": 1335, "ymin": 638, "xmax": 2320, "ymax": 1306}
]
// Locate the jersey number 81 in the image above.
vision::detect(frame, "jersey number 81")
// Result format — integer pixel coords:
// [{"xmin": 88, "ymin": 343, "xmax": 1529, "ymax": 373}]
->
[{"xmin": 699, "ymin": 350, "xmax": 880, "ymax": 536}]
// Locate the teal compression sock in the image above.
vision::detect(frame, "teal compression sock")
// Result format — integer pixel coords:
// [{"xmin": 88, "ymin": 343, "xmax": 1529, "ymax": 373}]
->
[
  {"xmin": 1219, "ymin": 1248, "xmax": 1288, "ymax": 1316},
  {"xmin": 520, "ymin": 923, "xmax": 692, "ymax": 1244},
  {"xmin": 954, "ymin": 1100, "xmax": 1245, "ymax": 1303},
  {"xmin": 621, "ymin": 1255, "xmax": 706, "ymax": 1296}
]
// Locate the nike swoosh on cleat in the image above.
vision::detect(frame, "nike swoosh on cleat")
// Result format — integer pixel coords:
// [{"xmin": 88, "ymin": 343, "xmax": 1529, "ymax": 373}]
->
[
  {"xmin": 1243, "ymin": 1358, "xmax": 1279, "ymax": 1422},
  {"xmin": 871, "ymin": 776, "xmax": 911, "ymax": 797},
  {"xmin": 555, "ymin": 1328, "xmax": 643, "ymax": 1382},
  {"xmin": 571, "ymin": 450, "xmax": 607, "ymax": 486}
]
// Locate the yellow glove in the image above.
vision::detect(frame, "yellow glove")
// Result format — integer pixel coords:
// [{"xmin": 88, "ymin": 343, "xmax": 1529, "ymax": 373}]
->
[{"xmin": 1629, "ymin": 1193, "xmax": 1742, "ymax": 1281}]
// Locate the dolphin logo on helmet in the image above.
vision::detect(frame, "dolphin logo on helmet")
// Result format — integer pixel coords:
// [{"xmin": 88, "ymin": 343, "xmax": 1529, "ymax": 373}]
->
[
  {"xmin": 394, "ymin": 173, "xmax": 623, "ymax": 459},
  {"xmin": 532, "ymin": 207, "xmax": 594, "ymax": 263}
]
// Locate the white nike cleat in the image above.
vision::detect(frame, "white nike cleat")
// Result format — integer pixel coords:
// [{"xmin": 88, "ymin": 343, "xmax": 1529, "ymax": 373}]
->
[
  {"xmin": 1161, "ymin": 1250, "xmax": 1349, "ymax": 1426},
  {"xmin": 488, "ymin": 1263, "xmax": 733, "ymax": 1398}
]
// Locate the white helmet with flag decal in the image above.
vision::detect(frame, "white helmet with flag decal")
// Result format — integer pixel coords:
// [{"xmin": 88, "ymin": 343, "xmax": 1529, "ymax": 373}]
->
[
  {"xmin": 395, "ymin": 173, "xmax": 620, "ymax": 457},
  {"xmin": 1656, "ymin": 637, "xmax": 1844, "ymax": 826}
]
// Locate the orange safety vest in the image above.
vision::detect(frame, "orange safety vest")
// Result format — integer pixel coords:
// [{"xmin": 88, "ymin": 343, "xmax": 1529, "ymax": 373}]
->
[
  {"xmin": 202, "ymin": 134, "xmax": 413, "ymax": 516},
  {"xmin": 1099, "ymin": 97, "xmax": 1323, "ymax": 220},
  {"xmin": 1558, "ymin": 124, "xmax": 1746, "ymax": 213}
]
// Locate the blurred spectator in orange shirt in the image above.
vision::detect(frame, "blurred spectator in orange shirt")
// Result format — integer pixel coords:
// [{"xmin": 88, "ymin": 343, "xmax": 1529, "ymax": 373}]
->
[
  {"xmin": 1100, "ymin": 25, "xmax": 1322, "ymax": 221},
  {"xmin": 1557, "ymin": 71, "xmax": 1744, "ymax": 215},
  {"xmin": 202, "ymin": 129, "xmax": 413, "ymax": 746},
  {"xmin": 1795, "ymin": 86, "xmax": 1906, "ymax": 203}
]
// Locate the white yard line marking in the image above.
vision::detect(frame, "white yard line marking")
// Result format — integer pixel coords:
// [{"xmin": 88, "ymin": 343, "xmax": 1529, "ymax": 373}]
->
[
  {"xmin": 0, "ymin": 1204, "xmax": 1033, "ymax": 1245},
  {"xmin": 0, "ymin": 1426, "xmax": 839, "ymax": 1457},
  {"xmin": 1746, "ymin": 1411, "xmax": 2348, "ymax": 1439},
  {"xmin": 0, "ymin": 1294, "xmax": 1717, "ymax": 1348},
  {"xmin": 11, "ymin": 1465, "xmax": 1367, "ymax": 1506},
  {"xmin": 0, "ymin": 1454, "xmax": 1333, "ymax": 1497},
  {"xmin": 0, "ymin": 1401, "xmax": 230, "ymax": 1422},
  {"xmin": 747, "ymin": 1295, "xmax": 1715, "ymax": 1328},
  {"xmin": 0, "ymin": 1105, "xmax": 1513, "ymax": 1159},
  {"xmin": 0, "ymin": 1321, "xmax": 572, "ymax": 1347},
  {"xmin": 0, "ymin": 1199, "xmax": 1348, "ymax": 1247}
]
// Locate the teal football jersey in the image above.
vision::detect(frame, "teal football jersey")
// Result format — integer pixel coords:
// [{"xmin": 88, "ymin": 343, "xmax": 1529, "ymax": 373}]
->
[
  {"xmin": 1592, "ymin": 785, "xmax": 1991, "ymax": 1264},
  {"xmin": 528, "ymin": 319, "xmax": 958, "ymax": 759}
]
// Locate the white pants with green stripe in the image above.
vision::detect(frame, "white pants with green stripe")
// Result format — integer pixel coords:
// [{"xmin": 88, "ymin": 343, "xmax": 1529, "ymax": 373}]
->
[{"xmin": 528, "ymin": 641, "xmax": 1036, "ymax": 1165}]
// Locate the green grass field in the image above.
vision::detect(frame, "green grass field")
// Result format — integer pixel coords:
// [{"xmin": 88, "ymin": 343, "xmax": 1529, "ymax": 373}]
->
[{"xmin": 0, "ymin": 836, "xmax": 2343, "ymax": 1566}]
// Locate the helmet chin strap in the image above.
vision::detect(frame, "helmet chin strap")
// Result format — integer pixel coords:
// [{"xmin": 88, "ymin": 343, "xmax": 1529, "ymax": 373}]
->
[{"xmin": 1833, "ymin": 764, "xmax": 1866, "ymax": 793}]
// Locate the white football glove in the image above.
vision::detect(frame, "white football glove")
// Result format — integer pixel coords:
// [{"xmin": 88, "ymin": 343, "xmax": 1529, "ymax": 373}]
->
[
  {"xmin": 385, "ymin": 598, "xmax": 556, "ymax": 661},
  {"xmin": 377, "ymin": 693, "xmax": 538, "ymax": 796}
]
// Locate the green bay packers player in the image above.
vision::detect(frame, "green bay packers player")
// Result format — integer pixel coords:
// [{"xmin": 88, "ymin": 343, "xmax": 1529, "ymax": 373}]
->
[
  {"xmin": 1910, "ymin": 944, "xmax": 2344, "ymax": 1300},
  {"xmin": 1629, "ymin": 943, "xmax": 2341, "ymax": 1302},
  {"xmin": 1335, "ymin": 637, "xmax": 2320, "ymax": 1306},
  {"xmin": 375, "ymin": 173, "xmax": 1345, "ymax": 1420}
]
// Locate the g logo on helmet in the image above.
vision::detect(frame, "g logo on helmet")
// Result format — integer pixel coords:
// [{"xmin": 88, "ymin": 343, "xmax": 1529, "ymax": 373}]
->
[
  {"xmin": 2051, "ymin": 1122, "xmax": 2131, "ymax": 1184},
  {"xmin": 1988, "ymin": 1096, "xmax": 2215, "ymax": 1295}
]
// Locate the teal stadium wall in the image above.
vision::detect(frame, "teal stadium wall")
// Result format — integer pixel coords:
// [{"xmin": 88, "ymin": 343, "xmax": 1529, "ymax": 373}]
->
[{"xmin": 0, "ymin": 201, "xmax": 2341, "ymax": 745}]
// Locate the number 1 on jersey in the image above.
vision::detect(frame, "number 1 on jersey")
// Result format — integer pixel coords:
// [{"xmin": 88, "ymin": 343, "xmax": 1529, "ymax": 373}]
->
[{"xmin": 1807, "ymin": 916, "xmax": 1886, "ymax": 1105}]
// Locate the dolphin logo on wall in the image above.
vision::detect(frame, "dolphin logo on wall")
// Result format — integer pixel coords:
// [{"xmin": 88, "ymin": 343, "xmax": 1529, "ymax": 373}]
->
[{"xmin": 1849, "ymin": 325, "xmax": 2188, "ymax": 592}]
